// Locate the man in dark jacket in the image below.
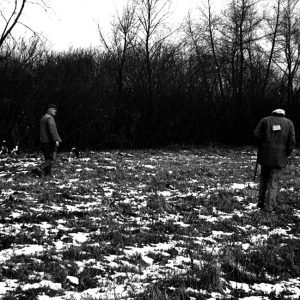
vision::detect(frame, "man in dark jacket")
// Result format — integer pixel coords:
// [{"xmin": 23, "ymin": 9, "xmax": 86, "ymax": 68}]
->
[
  {"xmin": 254, "ymin": 109, "xmax": 296, "ymax": 211},
  {"xmin": 34, "ymin": 104, "xmax": 62, "ymax": 177}
]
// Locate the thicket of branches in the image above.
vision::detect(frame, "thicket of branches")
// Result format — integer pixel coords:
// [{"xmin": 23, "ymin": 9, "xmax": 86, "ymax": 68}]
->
[{"xmin": 1, "ymin": 0, "xmax": 300, "ymax": 150}]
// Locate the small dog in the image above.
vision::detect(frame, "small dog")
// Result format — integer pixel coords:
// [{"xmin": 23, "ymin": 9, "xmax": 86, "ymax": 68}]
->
[
  {"xmin": 11, "ymin": 145, "xmax": 20, "ymax": 157},
  {"xmin": 0, "ymin": 140, "xmax": 9, "ymax": 155},
  {"xmin": 69, "ymin": 147, "xmax": 81, "ymax": 162}
]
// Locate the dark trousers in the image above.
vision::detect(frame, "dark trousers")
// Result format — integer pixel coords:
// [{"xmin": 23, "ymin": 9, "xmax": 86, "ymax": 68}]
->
[
  {"xmin": 40, "ymin": 142, "xmax": 57, "ymax": 176},
  {"xmin": 258, "ymin": 166, "xmax": 281, "ymax": 211}
]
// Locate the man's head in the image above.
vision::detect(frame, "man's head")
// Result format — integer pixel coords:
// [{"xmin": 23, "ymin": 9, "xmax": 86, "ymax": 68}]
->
[
  {"xmin": 47, "ymin": 104, "xmax": 57, "ymax": 116},
  {"xmin": 271, "ymin": 109, "xmax": 285, "ymax": 116}
]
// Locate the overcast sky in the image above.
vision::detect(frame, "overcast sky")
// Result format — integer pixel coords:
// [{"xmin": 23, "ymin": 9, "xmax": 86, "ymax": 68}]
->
[{"xmin": 17, "ymin": 0, "xmax": 227, "ymax": 51}]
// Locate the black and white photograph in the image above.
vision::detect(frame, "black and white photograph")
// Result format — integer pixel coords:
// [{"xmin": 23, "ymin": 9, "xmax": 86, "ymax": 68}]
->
[{"xmin": 1, "ymin": 0, "xmax": 300, "ymax": 299}]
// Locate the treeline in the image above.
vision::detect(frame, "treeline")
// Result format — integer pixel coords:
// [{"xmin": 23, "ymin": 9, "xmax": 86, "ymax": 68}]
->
[{"xmin": 1, "ymin": 0, "xmax": 300, "ymax": 150}]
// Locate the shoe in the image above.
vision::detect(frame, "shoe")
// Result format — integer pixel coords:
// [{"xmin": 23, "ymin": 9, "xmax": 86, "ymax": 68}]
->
[
  {"xmin": 44, "ymin": 167, "xmax": 52, "ymax": 177},
  {"xmin": 257, "ymin": 202, "xmax": 265, "ymax": 209}
]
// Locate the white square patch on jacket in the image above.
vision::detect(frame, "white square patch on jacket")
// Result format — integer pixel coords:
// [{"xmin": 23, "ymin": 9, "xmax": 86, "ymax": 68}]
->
[{"xmin": 272, "ymin": 125, "xmax": 281, "ymax": 131}]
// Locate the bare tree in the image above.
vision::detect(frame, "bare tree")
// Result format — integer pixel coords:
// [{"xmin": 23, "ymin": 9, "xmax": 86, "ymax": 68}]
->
[
  {"xmin": 260, "ymin": 0, "xmax": 282, "ymax": 100},
  {"xmin": 206, "ymin": 0, "xmax": 225, "ymax": 99},
  {"xmin": 133, "ymin": 0, "xmax": 172, "ymax": 109},
  {"xmin": 0, "ymin": 0, "xmax": 50, "ymax": 51},
  {"xmin": 98, "ymin": 1, "xmax": 138, "ymax": 146},
  {"xmin": 220, "ymin": 0, "xmax": 264, "ymax": 103},
  {"xmin": 275, "ymin": 0, "xmax": 300, "ymax": 103},
  {"xmin": 188, "ymin": 0, "xmax": 225, "ymax": 100},
  {"xmin": 0, "ymin": 0, "xmax": 26, "ymax": 49},
  {"xmin": 98, "ymin": 1, "xmax": 137, "ymax": 97},
  {"xmin": 184, "ymin": 13, "xmax": 215, "ymax": 98}
]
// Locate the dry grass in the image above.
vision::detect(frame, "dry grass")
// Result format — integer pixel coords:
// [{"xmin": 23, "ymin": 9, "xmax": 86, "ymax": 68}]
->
[{"xmin": 0, "ymin": 147, "xmax": 300, "ymax": 299}]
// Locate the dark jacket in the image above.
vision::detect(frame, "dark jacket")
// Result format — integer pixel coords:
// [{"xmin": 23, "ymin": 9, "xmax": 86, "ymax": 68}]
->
[
  {"xmin": 254, "ymin": 115, "xmax": 295, "ymax": 168},
  {"xmin": 40, "ymin": 112, "xmax": 62, "ymax": 143}
]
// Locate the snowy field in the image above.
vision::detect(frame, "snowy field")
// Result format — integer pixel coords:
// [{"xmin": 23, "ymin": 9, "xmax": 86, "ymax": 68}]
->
[{"xmin": 0, "ymin": 147, "xmax": 300, "ymax": 299}]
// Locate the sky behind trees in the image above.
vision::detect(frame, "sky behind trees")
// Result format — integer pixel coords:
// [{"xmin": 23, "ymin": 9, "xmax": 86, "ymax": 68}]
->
[{"xmin": 17, "ymin": 0, "xmax": 227, "ymax": 51}]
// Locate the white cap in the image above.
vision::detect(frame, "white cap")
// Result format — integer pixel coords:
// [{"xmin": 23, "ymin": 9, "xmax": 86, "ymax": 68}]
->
[{"xmin": 272, "ymin": 109, "xmax": 285, "ymax": 116}]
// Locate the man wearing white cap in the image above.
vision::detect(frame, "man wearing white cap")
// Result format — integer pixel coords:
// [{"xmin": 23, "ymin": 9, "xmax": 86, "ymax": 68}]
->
[{"xmin": 254, "ymin": 109, "xmax": 296, "ymax": 211}]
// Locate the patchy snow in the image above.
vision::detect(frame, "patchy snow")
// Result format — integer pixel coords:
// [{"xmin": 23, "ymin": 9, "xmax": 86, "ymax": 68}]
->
[
  {"xmin": 294, "ymin": 209, "xmax": 300, "ymax": 218},
  {"xmin": 158, "ymin": 190, "xmax": 173, "ymax": 197},
  {"xmin": 143, "ymin": 164, "xmax": 156, "ymax": 169},
  {"xmin": 0, "ymin": 280, "xmax": 19, "ymax": 295},
  {"xmin": 229, "ymin": 279, "xmax": 300, "ymax": 299},
  {"xmin": 0, "ymin": 245, "xmax": 45, "ymax": 263},
  {"xmin": 66, "ymin": 276, "xmax": 79, "ymax": 286},
  {"xmin": 1, "ymin": 148, "xmax": 300, "ymax": 299},
  {"xmin": 69, "ymin": 232, "xmax": 89, "ymax": 244},
  {"xmin": 230, "ymin": 182, "xmax": 258, "ymax": 190},
  {"xmin": 22, "ymin": 280, "xmax": 62, "ymax": 291}
]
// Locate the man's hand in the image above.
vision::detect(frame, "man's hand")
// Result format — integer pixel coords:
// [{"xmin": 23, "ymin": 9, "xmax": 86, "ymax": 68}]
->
[{"xmin": 55, "ymin": 141, "xmax": 60, "ymax": 147}]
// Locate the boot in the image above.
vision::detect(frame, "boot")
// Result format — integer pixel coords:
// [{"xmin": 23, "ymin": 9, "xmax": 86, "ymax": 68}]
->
[
  {"xmin": 44, "ymin": 166, "xmax": 52, "ymax": 177},
  {"xmin": 257, "ymin": 198, "xmax": 265, "ymax": 209}
]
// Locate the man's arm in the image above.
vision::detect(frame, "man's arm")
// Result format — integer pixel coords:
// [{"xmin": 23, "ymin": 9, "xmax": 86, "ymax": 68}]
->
[
  {"xmin": 286, "ymin": 121, "xmax": 296, "ymax": 156},
  {"xmin": 48, "ymin": 117, "xmax": 62, "ymax": 144}
]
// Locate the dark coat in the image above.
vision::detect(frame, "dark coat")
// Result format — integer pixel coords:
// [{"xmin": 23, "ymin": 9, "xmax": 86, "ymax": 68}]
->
[
  {"xmin": 254, "ymin": 115, "xmax": 295, "ymax": 168},
  {"xmin": 40, "ymin": 112, "xmax": 62, "ymax": 143}
]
